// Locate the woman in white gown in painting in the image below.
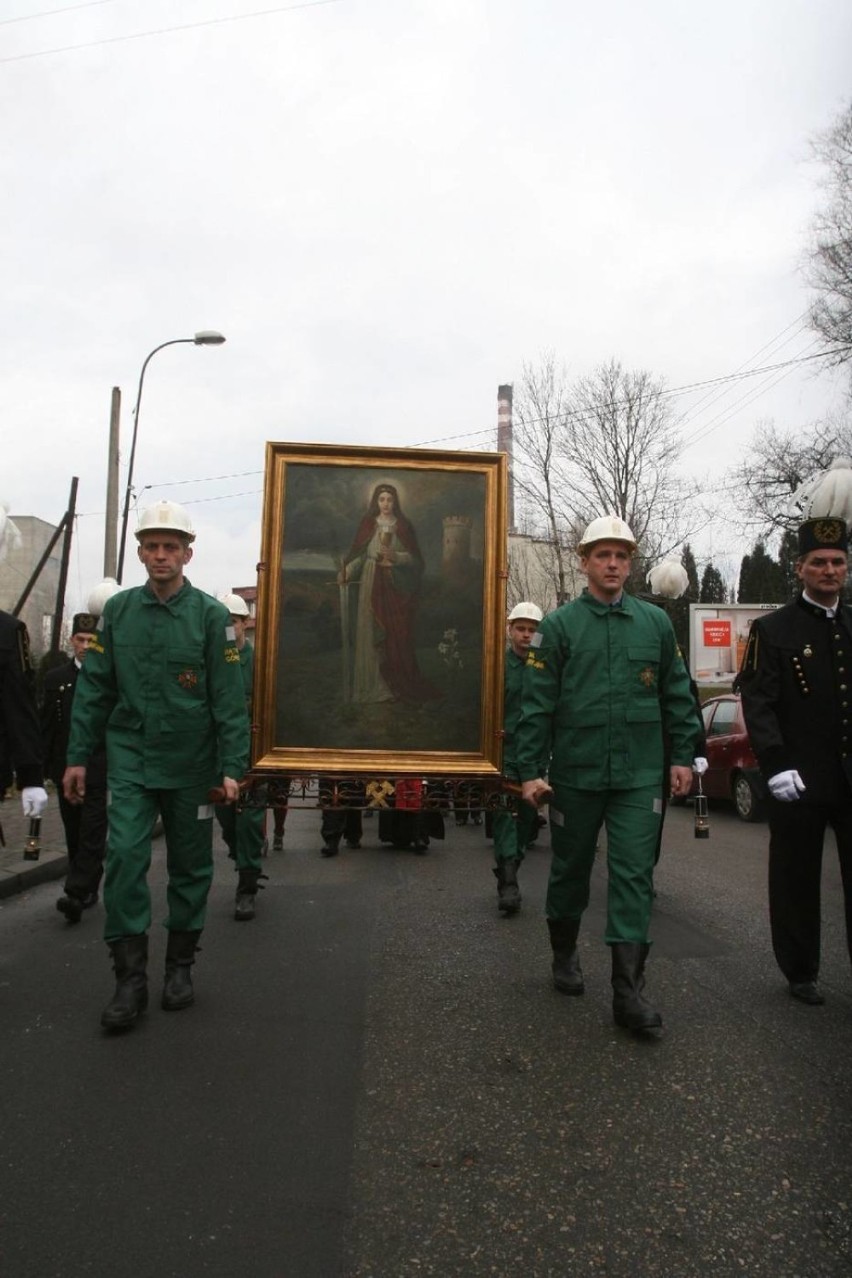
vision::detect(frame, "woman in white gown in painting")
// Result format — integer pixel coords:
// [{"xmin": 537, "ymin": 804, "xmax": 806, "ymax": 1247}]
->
[{"xmin": 338, "ymin": 483, "xmax": 439, "ymax": 704}]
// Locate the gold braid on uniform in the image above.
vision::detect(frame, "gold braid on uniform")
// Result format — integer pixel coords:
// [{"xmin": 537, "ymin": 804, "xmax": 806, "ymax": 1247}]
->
[
  {"xmin": 733, "ymin": 624, "xmax": 758, "ymax": 689},
  {"xmin": 16, "ymin": 624, "xmax": 34, "ymax": 677}
]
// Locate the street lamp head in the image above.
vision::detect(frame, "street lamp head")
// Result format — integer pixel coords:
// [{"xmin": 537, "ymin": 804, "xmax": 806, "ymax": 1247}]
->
[{"xmin": 115, "ymin": 329, "xmax": 226, "ymax": 583}]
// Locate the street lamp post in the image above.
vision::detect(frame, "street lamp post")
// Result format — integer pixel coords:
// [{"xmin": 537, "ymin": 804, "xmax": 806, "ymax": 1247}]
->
[{"xmin": 116, "ymin": 330, "xmax": 226, "ymax": 583}]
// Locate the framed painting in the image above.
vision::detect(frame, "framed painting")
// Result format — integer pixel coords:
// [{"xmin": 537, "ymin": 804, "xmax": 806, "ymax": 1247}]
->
[{"xmin": 251, "ymin": 443, "xmax": 508, "ymax": 777}]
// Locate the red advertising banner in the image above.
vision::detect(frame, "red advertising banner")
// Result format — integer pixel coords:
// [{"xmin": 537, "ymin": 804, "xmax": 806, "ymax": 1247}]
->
[{"xmin": 703, "ymin": 619, "xmax": 731, "ymax": 648}]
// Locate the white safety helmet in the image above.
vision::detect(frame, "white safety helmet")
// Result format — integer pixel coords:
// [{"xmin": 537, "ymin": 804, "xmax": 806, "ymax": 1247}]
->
[
  {"xmin": 220, "ymin": 592, "xmax": 249, "ymax": 617},
  {"xmin": 577, "ymin": 515, "xmax": 637, "ymax": 554},
  {"xmin": 507, "ymin": 601, "xmax": 543, "ymax": 623},
  {"xmin": 135, "ymin": 500, "xmax": 195, "ymax": 543}
]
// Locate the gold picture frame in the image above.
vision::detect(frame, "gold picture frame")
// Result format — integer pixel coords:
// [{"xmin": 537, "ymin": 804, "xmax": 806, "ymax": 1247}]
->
[{"xmin": 252, "ymin": 443, "xmax": 508, "ymax": 777}]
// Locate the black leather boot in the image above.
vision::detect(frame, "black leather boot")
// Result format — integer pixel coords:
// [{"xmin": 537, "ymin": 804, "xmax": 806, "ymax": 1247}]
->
[
  {"xmin": 101, "ymin": 934, "xmax": 149, "ymax": 1031},
  {"xmin": 234, "ymin": 868, "xmax": 262, "ymax": 922},
  {"xmin": 547, "ymin": 918, "xmax": 584, "ymax": 994},
  {"xmin": 610, "ymin": 942, "xmax": 662, "ymax": 1030},
  {"xmin": 161, "ymin": 930, "xmax": 202, "ymax": 1011},
  {"xmin": 493, "ymin": 860, "xmax": 522, "ymax": 915},
  {"xmin": 57, "ymin": 894, "xmax": 84, "ymax": 924}
]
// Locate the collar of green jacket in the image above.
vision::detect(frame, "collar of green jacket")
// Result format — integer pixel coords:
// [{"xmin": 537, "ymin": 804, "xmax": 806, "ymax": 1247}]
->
[
  {"xmin": 141, "ymin": 578, "xmax": 192, "ymax": 608},
  {"xmin": 578, "ymin": 589, "xmax": 635, "ymax": 617}
]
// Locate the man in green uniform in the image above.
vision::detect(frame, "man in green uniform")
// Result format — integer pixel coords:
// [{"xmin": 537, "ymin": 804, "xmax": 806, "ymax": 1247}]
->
[
  {"xmin": 64, "ymin": 501, "xmax": 249, "ymax": 1032},
  {"xmin": 215, "ymin": 593, "xmax": 266, "ymax": 921},
  {"xmin": 492, "ymin": 601, "xmax": 545, "ymax": 916},
  {"xmin": 516, "ymin": 516, "xmax": 701, "ymax": 1031}
]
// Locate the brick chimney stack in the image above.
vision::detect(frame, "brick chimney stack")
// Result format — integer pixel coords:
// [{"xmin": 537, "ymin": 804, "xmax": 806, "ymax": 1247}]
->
[{"xmin": 497, "ymin": 383, "xmax": 515, "ymax": 533}]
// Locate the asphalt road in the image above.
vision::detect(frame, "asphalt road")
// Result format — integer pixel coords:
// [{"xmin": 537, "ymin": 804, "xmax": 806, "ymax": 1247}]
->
[{"xmin": 1, "ymin": 801, "xmax": 851, "ymax": 1278}]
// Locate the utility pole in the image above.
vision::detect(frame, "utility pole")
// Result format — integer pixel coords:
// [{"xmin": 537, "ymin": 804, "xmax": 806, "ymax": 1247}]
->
[
  {"xmin": 104, "ymin": 386, "xmax": 120, "ymax": 577},
  {"xmin": 51, "ymin": 477, "xmax": 78, "ymax": 655}
]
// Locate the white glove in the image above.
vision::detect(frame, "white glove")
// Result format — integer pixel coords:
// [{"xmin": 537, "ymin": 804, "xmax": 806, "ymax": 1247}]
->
[
  {"xmin": 692, "ymin": 757, "xmax": 709, "ymax": 775},
  {"xmin": 768, "ymin": 770, "xmax": 806, "ymax": 802},
  {"xmin": 21, "ymin": 786, "xmax": 49, "ymax": 818}
]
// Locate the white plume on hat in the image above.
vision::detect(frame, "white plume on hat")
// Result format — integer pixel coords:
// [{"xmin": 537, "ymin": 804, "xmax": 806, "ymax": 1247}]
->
[
  {"xmin": 647, "ymin": 558, "xmax": 689, "ymax": 599},
  {"xmin": 87, "ymin": 578, "xmax": 121, "ymax": 619},
  {"xmin": 0, "ymin": 499, "xmax": 22, "ymax": 565},
  {"xmin": 790, "ymin": 456, "xmax": 852, "ymax": 525}
]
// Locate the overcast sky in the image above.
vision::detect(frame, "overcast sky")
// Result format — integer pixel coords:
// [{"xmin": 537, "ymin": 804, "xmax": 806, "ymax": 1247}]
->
[{"xmin": 3, "ymin": 0, "xmax": 851, "ymax": 610}]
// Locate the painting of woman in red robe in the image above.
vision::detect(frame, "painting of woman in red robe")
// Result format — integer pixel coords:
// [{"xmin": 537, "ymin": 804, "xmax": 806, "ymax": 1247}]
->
[{"xmin": 338, "ymin": 483, "xmax": 440, "ymax": 703}]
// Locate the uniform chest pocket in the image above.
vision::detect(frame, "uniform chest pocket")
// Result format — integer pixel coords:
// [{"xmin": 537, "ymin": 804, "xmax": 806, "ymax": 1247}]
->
[
  {"xmin": 167, "ymin": 648, "xmax": 207, "ymax": 701},
  {"xmin": 628, "ymin": 646, "xmax": 660, "ymax": 695}
]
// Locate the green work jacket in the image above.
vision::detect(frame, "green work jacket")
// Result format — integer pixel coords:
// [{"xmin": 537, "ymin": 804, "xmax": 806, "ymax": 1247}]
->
[
  {"xmin": 67, "ymin": 580, "xmax": 249, "ymax": 789},
  {"xmin": 502, "ymin": 647, "xmax": 549, "ymax": 777},
  {"xmin": 233, "ymin": 640, "xmax": 255, "ymax": 767},
  {"xmin": 237, "ymin": 641, "xmax": 254, "ymax": 709},
  {"xmin": 515, "ymin": 591, "xmax": 700, "ymax": 791}
]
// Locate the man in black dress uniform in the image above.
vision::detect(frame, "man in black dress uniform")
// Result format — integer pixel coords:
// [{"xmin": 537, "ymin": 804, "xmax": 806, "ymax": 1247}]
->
[
  {"xmin": 738, "ymin": 516, "xmax": 851, "ymax": 1005},
  {"xmin": 0, "ymin": 608, "xmax": 48, "ymax": 824},
  {"xmin": 42, "ymin": 612, "xmax": 107, "ymax": 923}
]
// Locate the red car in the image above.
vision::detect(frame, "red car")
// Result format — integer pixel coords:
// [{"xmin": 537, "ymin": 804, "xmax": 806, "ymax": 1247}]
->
[{"xmin": 692, "ymin": 693, "xmax": 766, "ymax": 822}]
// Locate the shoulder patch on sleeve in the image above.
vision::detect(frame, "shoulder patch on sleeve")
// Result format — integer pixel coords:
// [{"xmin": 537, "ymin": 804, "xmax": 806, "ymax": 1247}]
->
[
  {"xmin": 529, "ymin": 631, "xmax": 543, "ymax": 648},
  {"xmin": 225, "ymin": 625, "xmax": 236, "ymax": 642}
]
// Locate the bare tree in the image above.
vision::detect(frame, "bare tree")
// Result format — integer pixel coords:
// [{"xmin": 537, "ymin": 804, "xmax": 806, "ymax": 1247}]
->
[
  {"xmin": 511, "ymin": 356, "xmax": 706, "ymax": 600},
  {"xmin": 804, "ymin": 100, "xmax": 852, "ymax": 363},
  {"xmin": 727, "ymin": 416, "xmax": 852, "ymax": 540},
  {"xmin": 511, "ymin": 355, "xmax": 577, "ymax": 604},
  {"xmin": 564, "ymin": 361, "xmax": 701, "ymax": 563}
]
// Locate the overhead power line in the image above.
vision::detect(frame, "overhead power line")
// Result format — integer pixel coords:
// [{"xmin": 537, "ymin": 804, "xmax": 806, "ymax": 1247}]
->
[
  {"xmin": 412, "ymin": 344, "xmax": 851, "ymax": 449},
  {"xmin": 680, "ymin": 338, "xmax": 824, "ymax": 452},
  {"xmin": 657, "ymin": 345, "xmax": 845, "ymax": 402},
  {"xmin": 0, "ymin": 0, "xmax": 120, "ymax": 26},
  {"xmin": 0, "ymin": 0, "xmax": 343, "ymax": 64},
  {"xmin": 118, "ymin": 340, "xmax": 849, "ymax": 504},
  {"xmin": 146, "ymin": 467, "xmax": 264, "ymax": 489},
  {"xmin": 671, "ymin": 314, "xmax": 812, "ymax": 431}
]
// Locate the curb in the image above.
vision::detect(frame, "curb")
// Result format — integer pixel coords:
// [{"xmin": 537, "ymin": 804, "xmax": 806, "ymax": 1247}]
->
[{"xmin": 0, "ymin": 854, "xmax": 68, "ymax": 901}]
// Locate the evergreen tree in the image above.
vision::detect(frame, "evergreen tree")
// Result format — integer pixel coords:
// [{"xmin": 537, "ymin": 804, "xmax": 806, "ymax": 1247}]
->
[
  {"xmin": 738, "ymin": 541, "xmax": 785, "ymax": 602},
  {"xmin": 699, "ymin": 562, "xmax": 726, "ymax": 603},
  {"xmin": 681, "ymin": 543, "xmax": 700, "ymax": 601}
]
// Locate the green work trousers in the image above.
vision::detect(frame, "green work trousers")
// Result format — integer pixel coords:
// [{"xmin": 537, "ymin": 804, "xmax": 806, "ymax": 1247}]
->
[
  {"xmin": 104, "ymin": 778, "xmax": 216, "ymax": 941},
  {"xmin": 215, "ymin": 801, "xmax": 265, "ymax": 873},
  {"xmin": 492, "ymin": 802, "xmax": 539, "ymax": 866},
  {"xmin": 546, "ymin": 784, "xmax": 662, "ymax": 944}
]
